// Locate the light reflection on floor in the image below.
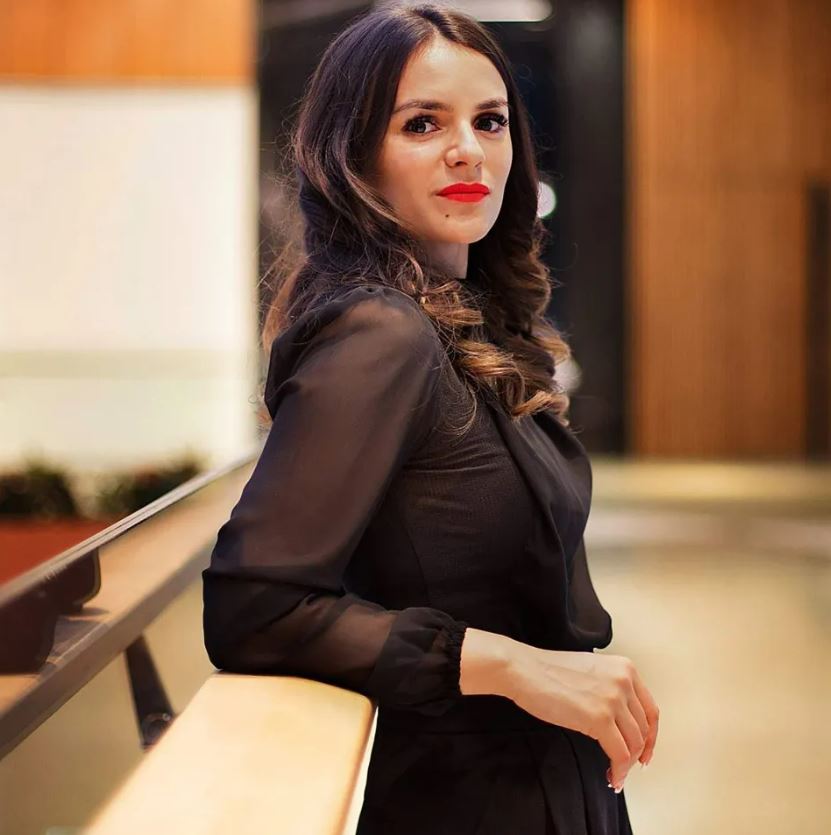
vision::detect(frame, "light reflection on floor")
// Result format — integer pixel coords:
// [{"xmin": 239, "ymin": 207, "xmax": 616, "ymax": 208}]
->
[{"xmin": 587, "ymin": 459, "xmax": 831, "ymax": 835}]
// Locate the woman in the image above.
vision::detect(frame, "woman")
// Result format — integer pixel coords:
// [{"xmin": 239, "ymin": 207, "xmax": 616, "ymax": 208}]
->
[{"xmin": 202, "ymin": 3, "xmax": 659, "ymax": 833}]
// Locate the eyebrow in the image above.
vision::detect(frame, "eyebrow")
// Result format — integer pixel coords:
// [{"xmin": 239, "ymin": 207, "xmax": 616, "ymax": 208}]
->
[{"xmin": 391, "ymin": 97, "xmax": 510, "ymax": 116}]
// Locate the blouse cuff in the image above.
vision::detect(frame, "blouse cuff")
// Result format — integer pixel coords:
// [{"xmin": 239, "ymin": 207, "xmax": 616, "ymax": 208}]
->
[
  {"xmin": 364, "ymin": 610, "xmax": 470, "ymax": 716},
  {"xmin": 442, "ymin": 619, "xmax": 469, "ymax": 701}
]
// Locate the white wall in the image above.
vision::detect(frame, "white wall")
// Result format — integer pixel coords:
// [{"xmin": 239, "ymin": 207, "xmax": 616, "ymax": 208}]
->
[{"xmin": 0, "ymin": 86, "xmax": 260, "ymax": 472}]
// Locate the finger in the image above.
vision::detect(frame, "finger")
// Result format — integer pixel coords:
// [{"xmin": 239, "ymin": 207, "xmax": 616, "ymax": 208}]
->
[
  {"xmin": 614, "ymin": 702, "xmax": 645, "ymax": 774},
  {"xmin": 631, "ymin": 672, "xmax": 659, "ymax": 765},
  {"xmin": 625, "ymin": 686, "xmax": 649, "ymax": 760},
  {"xmin": 641, "ymin": 708, "xmax": 659, "ymax": 765},
  {"xmin": 599, "ymin": 718, "xmax": 631, "ymax": 790},
  {"xmin": 633, "ymin": 684, "xmax": 658, "ymax": 764}
]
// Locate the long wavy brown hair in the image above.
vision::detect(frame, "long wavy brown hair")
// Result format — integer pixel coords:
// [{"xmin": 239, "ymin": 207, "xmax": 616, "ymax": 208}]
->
[{"xmin": 260, "ymin": 2, "xmax": 573, "ymax": 433}]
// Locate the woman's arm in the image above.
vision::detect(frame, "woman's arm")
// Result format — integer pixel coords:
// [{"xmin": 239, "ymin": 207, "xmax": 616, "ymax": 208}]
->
[
  {"xmin": 459, "ymin": 625, "xmax": 659, "ymax": 791},
  {"xmin": 458, "ymin": 627, "xmax": 517, "ymax": 696},
  {"xmin": 202, "ymin": 286, "xmax": 469, "ymax": 717}
]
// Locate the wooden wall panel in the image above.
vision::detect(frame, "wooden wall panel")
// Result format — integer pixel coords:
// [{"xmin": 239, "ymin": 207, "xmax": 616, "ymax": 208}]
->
[
  {"xmin": 627, "ymin": 0, "xmax": 831, "ymax": 458},
  {"xmin": 0, "ymin": 0, "xmax": 254, "ymax": 83}
]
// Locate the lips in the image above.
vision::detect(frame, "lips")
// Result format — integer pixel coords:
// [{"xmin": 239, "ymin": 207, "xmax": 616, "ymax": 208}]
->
[{"xmin": 437, "ymin": 183, "xmax": 490, "ymax": 196}]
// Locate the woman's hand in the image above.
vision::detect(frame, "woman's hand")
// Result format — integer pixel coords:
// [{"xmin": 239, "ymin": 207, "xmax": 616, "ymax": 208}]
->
[{"xmin": 501, "ymin": 645, "xmax": 660, "ymax": 792}]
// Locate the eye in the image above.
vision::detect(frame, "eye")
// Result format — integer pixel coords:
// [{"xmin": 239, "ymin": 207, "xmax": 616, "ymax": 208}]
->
[
  {"xmin": 403, "ymin": 114, "xmax": 440, "ymax": 135},
  {"xmin": 402, "ymin": 112, "xmax": 510, "ymax": 135},
  {"xmin": 478, "ymin": 112, "xmax": 510, "ymax": 133}
]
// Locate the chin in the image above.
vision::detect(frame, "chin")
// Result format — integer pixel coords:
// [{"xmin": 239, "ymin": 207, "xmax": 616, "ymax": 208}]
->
[
  {"xmin": 461, "ymin": 227, "xmax": 495, "ymax": 245},
  {"xmin": 470, "ymin": 225, "xmax": 496, "ymax": 243},
  {"xmin": 434, "ymin": 224, "xmax": 493, "ymax": 245}
]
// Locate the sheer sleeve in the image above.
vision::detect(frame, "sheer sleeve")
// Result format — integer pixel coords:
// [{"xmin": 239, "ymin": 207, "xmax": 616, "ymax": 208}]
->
[{"xmin": 202, "ymin": 285, "xmax": 469, "ymax": 717}]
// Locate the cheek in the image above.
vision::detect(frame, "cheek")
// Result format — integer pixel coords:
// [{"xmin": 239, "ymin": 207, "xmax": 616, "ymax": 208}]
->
[
  {"xmin": 497, "ymin": 143, "xmax": 513, "ymax": 181},
  {"xmin": 381, "ymin": 152, "xmax": 434, "ymax": 208}
]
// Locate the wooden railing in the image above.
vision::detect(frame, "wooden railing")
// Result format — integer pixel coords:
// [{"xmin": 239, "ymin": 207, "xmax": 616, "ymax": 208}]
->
[
  {"xmin": 85, "ymin": 674, "xmax": 377, "ymax": 835},
  {"xmin": 0, "ymin": 452, "xmax": 257, "ymax": 759}
]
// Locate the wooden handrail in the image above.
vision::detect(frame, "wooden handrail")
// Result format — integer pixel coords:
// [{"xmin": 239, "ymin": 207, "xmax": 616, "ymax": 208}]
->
[
  {"xmin": 0, "ymin": 452, "xmax": 258, "ymax": 759},
  {"xmin": 85, "ymin": 673, "xmax": 377, "ymax": 835}
]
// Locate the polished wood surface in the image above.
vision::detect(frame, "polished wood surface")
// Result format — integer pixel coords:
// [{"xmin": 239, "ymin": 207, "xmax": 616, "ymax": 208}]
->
[
  {"xmin": 0, "ymin": 0, "xmax": 254, "ymax": 83},
  {"xmin": 626, "ymin": 0, "xmax": 831, "ymax": 457},
  {"xmin": 85, "ymin": 674, "xmax": 376, "ymax": 835}
]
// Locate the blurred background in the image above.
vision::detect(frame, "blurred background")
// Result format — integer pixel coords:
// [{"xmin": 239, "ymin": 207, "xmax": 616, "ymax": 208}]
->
[{"xmin": 0, "ymin": 1, "xmax": 829, "ymax": 833}]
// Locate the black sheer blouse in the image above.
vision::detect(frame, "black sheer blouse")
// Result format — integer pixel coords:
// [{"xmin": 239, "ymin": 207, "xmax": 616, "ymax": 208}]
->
[{"xmin": 201, "ymin": 283, "xmax": 613, "ymax": 718}]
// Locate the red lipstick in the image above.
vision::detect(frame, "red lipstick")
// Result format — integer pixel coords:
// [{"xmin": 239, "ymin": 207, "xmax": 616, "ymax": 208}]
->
[{"xmin": 437, "ymin": 182, "xmax": 490, "ymax": 203}]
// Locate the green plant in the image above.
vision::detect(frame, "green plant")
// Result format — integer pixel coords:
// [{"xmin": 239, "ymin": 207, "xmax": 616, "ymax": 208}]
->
[
  {"xmin": 92, "ymin": 453, "xmax": 206, "ymax": 517},
  {"xmin": 0, "ymin": 459, "xmax": 81, "ymax": 519}
]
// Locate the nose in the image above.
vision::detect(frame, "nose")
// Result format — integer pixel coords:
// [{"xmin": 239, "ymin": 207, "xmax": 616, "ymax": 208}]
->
[{"xmin": 445, "ymin": 122, "xmax": 485, "ymax": 167}]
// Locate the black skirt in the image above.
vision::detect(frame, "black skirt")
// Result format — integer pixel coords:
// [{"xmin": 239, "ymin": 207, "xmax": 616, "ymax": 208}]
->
[{"xmin": 357, "ymin": 695, "xmax": 633, "ymax": 835}]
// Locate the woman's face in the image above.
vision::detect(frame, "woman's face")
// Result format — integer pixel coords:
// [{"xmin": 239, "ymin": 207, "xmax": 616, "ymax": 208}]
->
[{"xmin": 372, "ymin": 37, "xmax": 513, "ymax": 256}]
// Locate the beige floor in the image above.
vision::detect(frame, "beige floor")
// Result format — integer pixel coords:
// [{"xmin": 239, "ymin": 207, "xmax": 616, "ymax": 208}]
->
[
  {"xmin": 587, "ymin": 457, "xmax": 831, "ymax": 835},
  {"xmin": 1, "ymin": 458, "xmax": 829, "ymax": 834}
]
